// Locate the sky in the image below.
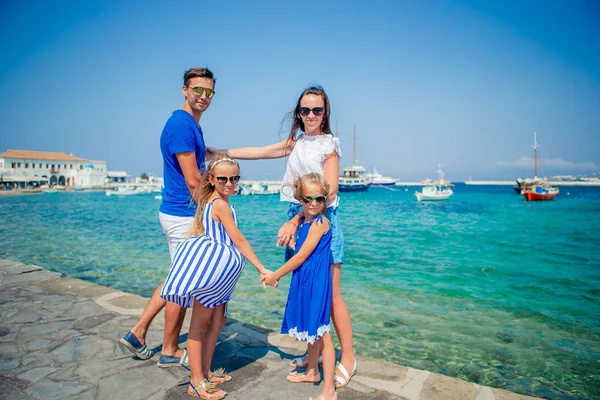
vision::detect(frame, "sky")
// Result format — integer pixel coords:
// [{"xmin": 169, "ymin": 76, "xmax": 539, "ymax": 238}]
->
[{"xmin": 1, "ymin": 0, "xmax": 599, "ymax": 181}]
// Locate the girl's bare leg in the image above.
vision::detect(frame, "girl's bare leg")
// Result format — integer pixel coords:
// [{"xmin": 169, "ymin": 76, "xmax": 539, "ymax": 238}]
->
[
  {"xmin": 188, "ymin": 300, "xmax": 226, "ymax": 397},
  {"xmin": 315, "ymin": 334, "xmax": 336, "ymax": 400},
  {"xmin": 202, "ymin": 303, "xmax": 227, "ymax": 379}
]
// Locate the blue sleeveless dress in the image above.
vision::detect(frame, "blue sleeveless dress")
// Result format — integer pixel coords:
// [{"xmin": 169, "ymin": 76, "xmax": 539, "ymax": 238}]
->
[
  {"xmin": 281, "ymin": 215, "xmax": 332, "ymax": 344},
  {"xmin": 160, "ymin": 198, "xmax": 244, "ymax": 314}
]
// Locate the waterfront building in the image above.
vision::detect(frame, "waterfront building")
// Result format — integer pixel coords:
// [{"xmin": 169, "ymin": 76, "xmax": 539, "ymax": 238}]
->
[
  {"xmin": 0, "ymin": 149, "xmax": 107, "ymax": 189},
  {"xmin": 106, "ymin": 171, "xmax": 129, "ymax": 184}
]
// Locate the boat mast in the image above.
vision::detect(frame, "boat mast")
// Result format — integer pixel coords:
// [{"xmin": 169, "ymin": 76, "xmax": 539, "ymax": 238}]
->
[
  {"xmin": 335, "ymin": 119, "xmax": 338, "ymax": 137},
  {"xmin": 533, "ymin": 132, "xmax": 538, "ymax": 180},
  {"xmin": 353, "ymin": 125, "xmax": 357, "ymax": 166}
]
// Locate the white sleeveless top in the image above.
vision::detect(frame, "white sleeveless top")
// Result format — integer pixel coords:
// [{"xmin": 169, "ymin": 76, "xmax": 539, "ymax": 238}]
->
[{"xmin": 280, "ymin": 133, "xmax": 342, "ymax": 208}]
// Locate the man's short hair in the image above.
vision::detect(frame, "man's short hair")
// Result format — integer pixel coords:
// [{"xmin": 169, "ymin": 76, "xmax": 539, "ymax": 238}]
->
[{"xmin": 183, "ymin": 68, "xmax": 216, "ymax": 87}]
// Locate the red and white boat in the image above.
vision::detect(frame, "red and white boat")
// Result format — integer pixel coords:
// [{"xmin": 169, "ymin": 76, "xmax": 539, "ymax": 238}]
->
[{"xmin": 521, "ymin": 133, "xmax": 559, "ymax": 201}]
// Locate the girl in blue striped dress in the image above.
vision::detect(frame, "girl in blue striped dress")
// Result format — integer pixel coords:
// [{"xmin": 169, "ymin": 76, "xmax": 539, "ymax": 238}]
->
[{"xmin": 161, "ymin": 155, "xmax": 269, "ymax": 399}]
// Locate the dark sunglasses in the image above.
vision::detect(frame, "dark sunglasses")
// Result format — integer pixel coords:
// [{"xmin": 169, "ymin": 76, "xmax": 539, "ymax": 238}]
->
[
  {"xmin": 216, "ymin": 175, "xmax": 240, "ymax": 185},
  {"xmin": 299, "ymin": 107, "xmax": 324, "ymax": 117},
  {"xmin": 189, "ymin": 86, "xmax": 215, "ymax": 99},
  {"xmin": 301, "ymin": 195, "xmax": 327, "ymax": 204}
]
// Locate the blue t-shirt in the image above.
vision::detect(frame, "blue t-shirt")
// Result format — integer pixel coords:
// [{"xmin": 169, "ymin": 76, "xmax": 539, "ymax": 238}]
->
[{"xmin": 159, "ymin": 110, "xmax": 206, "ymax": 217}]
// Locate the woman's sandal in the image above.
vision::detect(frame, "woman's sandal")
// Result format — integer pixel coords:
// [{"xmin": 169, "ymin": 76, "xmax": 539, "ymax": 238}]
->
[
  {"xmin": 188, "ymin": 379, "xmax": 227, "ymax": 399},
  {"xmin": 334, "ymin": 359, "xmax": 357, "ymax": 388},
  {"xmin": 209, "ymin": 368, "xmax": 232, "ymax": 384},
  {"xmin": 289, "ymin": 355, "xmax": 324, "ymax": 368}
]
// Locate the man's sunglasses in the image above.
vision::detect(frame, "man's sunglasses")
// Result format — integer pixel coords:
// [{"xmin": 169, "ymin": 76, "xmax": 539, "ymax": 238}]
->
[
  {"xmin": 301, "ymin": 195, "xmax": 327, "ymax": 204},
  {"xmin": 216, "ymin": 175, "xmax": 240, "ymax": 185},
  {"xmin": 299, "ymin": 107, "xmax": 324, "ymax": 117},
  {"xmin": 189, "ymin": 86, "xmax": 215, "ymax": 99}
]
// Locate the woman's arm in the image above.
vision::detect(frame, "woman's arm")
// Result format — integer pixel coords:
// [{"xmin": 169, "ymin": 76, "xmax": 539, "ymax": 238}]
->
[
  {"xmin": 211, "ymin": 200, "xmax": 268, "ymax": 274},
  {"xmin": 323, "ymin": 152, "xmax": 339, "ymax": 204},
  {"xmin": 269, "ymin": 219, "xmax": 329, "ymax": 283},
  {"xmin": 226, "ymin": 138, "xmax": 294, "ymax": 160}
]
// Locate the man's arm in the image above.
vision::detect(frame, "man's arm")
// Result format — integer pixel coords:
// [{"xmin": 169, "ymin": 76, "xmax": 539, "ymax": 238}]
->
[{"xmin": 176, "ymin": 151, "xmax": 202, "ymax": 196}]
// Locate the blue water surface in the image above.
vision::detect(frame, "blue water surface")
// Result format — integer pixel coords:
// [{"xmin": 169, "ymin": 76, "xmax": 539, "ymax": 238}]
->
[{"xmin": 1, "ymin": 184, "xmax": 599, "ymax": 399}]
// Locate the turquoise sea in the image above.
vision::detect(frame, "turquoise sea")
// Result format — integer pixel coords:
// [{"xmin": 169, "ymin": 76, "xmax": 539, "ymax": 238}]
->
[{"xmin": 1, "ymin": 185, "xmax": 599, "ymax": 400}]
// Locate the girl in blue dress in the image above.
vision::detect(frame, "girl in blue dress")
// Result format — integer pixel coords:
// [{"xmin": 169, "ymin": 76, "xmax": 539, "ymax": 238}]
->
[
  {"xmin": 264, "ymin": 172, "xmax": 336, "ymax": 400},
  {"xmin": 161, "ymin": 155, "xmax": 269, "ymax": 399}
]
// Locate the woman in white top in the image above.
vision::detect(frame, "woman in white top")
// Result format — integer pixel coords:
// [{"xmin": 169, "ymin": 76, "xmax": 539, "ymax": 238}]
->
[{"xmin": 221, "ymin": 86, "xmax": 357, "ymax": 390}]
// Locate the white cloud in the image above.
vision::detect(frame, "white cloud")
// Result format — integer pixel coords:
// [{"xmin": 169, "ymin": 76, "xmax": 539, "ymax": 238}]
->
[{"xmin": 496, "ymin": 157, "xmax": 598, "ymax": 170}]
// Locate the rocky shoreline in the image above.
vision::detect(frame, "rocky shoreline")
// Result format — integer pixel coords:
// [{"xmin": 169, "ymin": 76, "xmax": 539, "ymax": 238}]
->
[{"xmin": 0, "ymin": 259, "xmax": 539, "ymax": 400}]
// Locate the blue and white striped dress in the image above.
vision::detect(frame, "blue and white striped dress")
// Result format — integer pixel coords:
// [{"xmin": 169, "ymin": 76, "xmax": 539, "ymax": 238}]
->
[{"xmin": 160, "ymin": 198, "xmax": 245, "ymax": 313}]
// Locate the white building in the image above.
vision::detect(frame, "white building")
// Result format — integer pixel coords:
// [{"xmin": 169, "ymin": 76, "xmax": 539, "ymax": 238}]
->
[
  {"xmin": 0, "ymin": 149, "xmax": 107, "ymax": 188},
  {"xmin": 106, "ymin": 171, "xmax": 129, "ymax": 184}
]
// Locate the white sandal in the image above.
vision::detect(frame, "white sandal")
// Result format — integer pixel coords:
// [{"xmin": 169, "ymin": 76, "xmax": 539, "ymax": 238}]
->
[
  {"xmin": 289, "ymin": 354, "xmax": 323, "ymax": 368},
  {"xmin": 334, "ymin": 359, "xmax": 357, "ymax": 388}
]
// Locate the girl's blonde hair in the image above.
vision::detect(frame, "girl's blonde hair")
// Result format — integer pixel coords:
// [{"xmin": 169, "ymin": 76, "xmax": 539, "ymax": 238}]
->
[
  {"xmin": 293, "ymin": 173, "xmax": 330, "ymax": 216},
  {"xmin": 190, "ymin": 154, "xmax": 240, "ymax": 236}
]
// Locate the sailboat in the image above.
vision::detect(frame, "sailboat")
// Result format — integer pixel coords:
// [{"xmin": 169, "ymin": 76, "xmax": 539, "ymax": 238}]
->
[
  {"xmin": 521, "ymin": 133, "xmax": 559, "ymax": 201},
  {"xmin": 415, "ymin": 165, "xmax": 453, "ymax": 201},
  {"xmin": 338, "ymin": 125, "xmax": 371, "ymax": 192}
]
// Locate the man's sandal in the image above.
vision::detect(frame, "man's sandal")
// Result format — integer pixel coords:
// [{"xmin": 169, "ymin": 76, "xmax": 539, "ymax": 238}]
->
[
  {"xmin": 334, "ymin": 359, "xmax": 357, "ymax": 388},
  {"xmin": 289, "ymin": 355, "xmax": 323, "ymax": 368},
  {"xmin": 157, "ymin": 348, "xmax": 189, "ymax": 368},
  {"xmin": 209, "ymin": 368, "xmax": 232, "ymax": 384},
  {"xmin": 188, "ymin": 379, "xmax": 227, "ymax": 399},
  {"xmin": 119, "ymin": 331, "xmax": 154, "ymax": 360}
]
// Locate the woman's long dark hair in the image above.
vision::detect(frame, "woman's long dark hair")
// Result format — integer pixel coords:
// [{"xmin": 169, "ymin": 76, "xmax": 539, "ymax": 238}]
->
[{"xmin": 285, "ymin": 85, "xmax": 332, "ymax": 144}]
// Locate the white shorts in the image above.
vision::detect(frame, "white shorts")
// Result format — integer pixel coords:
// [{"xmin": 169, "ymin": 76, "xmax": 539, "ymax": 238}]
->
[{"xmin": 159, "ymin": 211, "xmax": 194, "ymax": 261}]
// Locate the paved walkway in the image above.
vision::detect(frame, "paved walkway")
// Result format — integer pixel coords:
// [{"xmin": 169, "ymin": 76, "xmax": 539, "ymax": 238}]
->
[{"xmin": 0, "ymin": 259, "xmax": 538, "ymax": 400}]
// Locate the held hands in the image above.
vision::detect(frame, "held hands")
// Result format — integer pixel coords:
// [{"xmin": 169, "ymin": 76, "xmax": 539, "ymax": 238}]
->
[
  {"xmin": 262, "ymin": 271, "xmax": 280, "ymax": 288},
  {"xmin": 259, "ymin": 269, "xmax": 278, "ymax": 289},
  {"xmin": 277, "ymin": 221, "xmax": 297, "ymax": 249}
]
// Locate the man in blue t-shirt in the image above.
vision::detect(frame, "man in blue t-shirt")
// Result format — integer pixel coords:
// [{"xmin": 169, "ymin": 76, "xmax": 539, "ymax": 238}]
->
[{"xmin": 120, "ymin": 67, "xmax": 216, "ymax": 367}]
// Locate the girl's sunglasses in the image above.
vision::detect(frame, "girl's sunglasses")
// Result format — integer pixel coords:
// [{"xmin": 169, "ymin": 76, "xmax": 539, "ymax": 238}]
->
[
  {"xmin": 216, "ymin": 175, "xmax": 240, "ymax": 185},
  {"xmin": 301, "ymin": 195, "xmax": 327, "ymax": 204},
  {"xmin": 299, "ymin": 107, "xmax": 324, "ymax": 117},
  {"xmin": 189, "ymin": 86, "xmax": 215, "ymax": 99}
]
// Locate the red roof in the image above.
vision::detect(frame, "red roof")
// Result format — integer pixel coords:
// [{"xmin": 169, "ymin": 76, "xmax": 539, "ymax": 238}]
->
[{"xmin": 0, "ymin": 149, "xmax": 89, "ymax": 161}]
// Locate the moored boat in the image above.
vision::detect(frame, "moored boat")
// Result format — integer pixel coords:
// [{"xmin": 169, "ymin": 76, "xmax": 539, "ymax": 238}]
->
[
  {"xmin": 366, "ymin": 167, "xmax": 396, "ymax": 186},
  {"xmin": 521, "ymin": 133, "xmax": 559, "ymax": 202},
  {"xmin": 415, "ymin": 165, "xmax": 453, "ymax": 201},
  {"xmin": 105, "ymin": 185, "xmax": 147, "ymax": 196},
  {"xmin": 339, "ymin": 165, "xmax": 371, "ymax": 192},
  {"xmin": 237, "ymin": 181, "xmax": 281, "ymax": 195},
  {"xmin": 338, "ymin": 125, "xmax": 370, "ymax": 192}
]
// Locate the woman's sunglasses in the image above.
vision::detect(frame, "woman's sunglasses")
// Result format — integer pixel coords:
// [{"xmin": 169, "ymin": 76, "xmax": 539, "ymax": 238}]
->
[
  {"xmin": 301, "ymin": 195, "xmax": 327, "ymax": 204},
  {"xmin": 189, "ymin": 86, "xmax": 215, "ymax": 99},
  {"xmin": 299, "ymin": 107, "xmax": 324, "ymax": 117},
  {"xmin": 216, "ymin": 175, "xmax": 240, "ymax": 185}
]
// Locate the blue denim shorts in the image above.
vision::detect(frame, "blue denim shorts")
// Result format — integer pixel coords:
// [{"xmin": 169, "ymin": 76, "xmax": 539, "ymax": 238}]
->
[{"xmin": 285, "ymin": 202, "xmax": 344, "ymax": 265}]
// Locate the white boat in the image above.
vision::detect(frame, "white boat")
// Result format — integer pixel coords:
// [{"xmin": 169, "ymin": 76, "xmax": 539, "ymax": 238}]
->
[
  {"xmin": 415, "ymin": 165, "xmax": 453, "ymax": 201},
  {"xmin": 338, "ymin": 125, "xmax": 371, "ymax": 192},
  {"xmin": 237, "ymin": 181, "xmax": 281, "ymax": 195},
  {"xmin": 366, "ymin": 167, "xmax": 396, "ymax": 186},
  {"xmin": 106, "ymin": 185, "xmax": 147, "ymax": 196},
  {"xmin": 339, "ymin": 165, "xmax": 371, "ymax": 192}
]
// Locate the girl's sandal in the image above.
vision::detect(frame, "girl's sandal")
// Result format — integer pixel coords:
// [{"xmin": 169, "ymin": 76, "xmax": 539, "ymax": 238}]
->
[
  {"xmin": 188, "ymin": 379, "xmax": 227, "ymax": 399},
  {"xmin": 209, "ymin": 368, "xmax": 232, "ymax": 384},
  {"xmin": 309, "ymin": 394, "xmax": 337, "ymax": 400}
]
